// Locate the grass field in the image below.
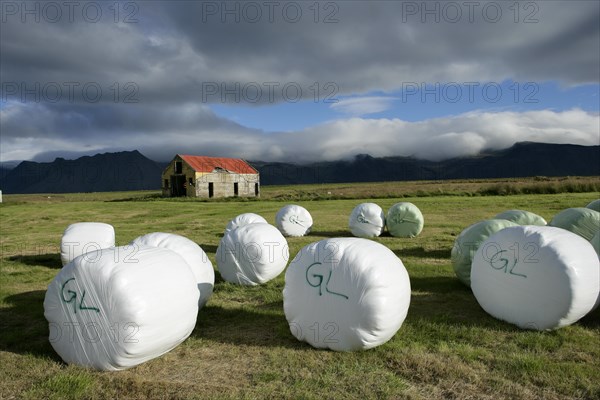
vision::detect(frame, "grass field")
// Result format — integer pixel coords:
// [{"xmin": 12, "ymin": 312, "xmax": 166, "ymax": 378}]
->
[{"xmin": 1, "ymin": 179, "xmax": 599, "ymax": 399}]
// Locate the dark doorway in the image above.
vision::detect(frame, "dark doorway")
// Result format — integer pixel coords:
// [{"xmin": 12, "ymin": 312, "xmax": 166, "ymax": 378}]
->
[
  {"xmin": 170, "ymin": 175, "xmax": 186, "ymax": 197},
  {"xmin": 255, "ymin": 183, "xmax": 259, "ymax": 196},
  {"xmin": 208, "ymin": 182, "xmax": 214, "ymax": 198},
  {"xmin": 175, "ymin": 161, "xmax": 183, "ymax": 174},
  {"xmin": 234, "ymin": 182, "xmax": 239, "ymax": 196}
]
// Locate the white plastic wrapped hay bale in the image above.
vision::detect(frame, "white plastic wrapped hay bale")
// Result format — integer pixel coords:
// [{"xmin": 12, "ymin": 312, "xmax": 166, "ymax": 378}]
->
[
  {"xmin": 586, "ymin": 199, "xmax": 600, "ymax": 212},
  {"xmin": 471, "ymin": 226, "xmax": 599, "ymax": 330},
  {"xmin": 130, "ymin": 232, "xmax": 214, "ymax": 308},
  {"xmin": 283, "ymin": 238, "xmax": 411, "ymax": 351},
  {"xmin": 225, "ymin": 213, "xmax": 268, "ymax": 233},
  {"xmin": 494, "ymin": 210, "xmax": 547, "ymax": 226},
  {"xmin": 216, "ymin": 223, "xmax": 289, "ymax": 285},
  {"xmin": 451, "ymin": 219, "xmax": 519, "ymax": 287},
  {"xmin": 386, "ymin": 202, "xmax": 424, "ymax": 238},
  {"xmin": 60, "ymin": 222, "xmax": 115, "ymax": 266},
  {"xmin": 348, "ymin": 203, "xmax": 385, "ymax": 238},
  {"xmin": 275, "ymin": 205, "xmax": 313, "ymax": 237},
  {"xmin": 549, "ymin": 207, "xmax": 600, "ymax": 241},
  {"xmin": 44, "ymin": 245, "xmax": 199, "ymax": 370}
]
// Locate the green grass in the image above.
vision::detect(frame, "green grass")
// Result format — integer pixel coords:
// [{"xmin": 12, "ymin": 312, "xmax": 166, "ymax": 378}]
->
[{"xmin": 1, "ymin": 179, "xmax": 599, "ymax": 399}]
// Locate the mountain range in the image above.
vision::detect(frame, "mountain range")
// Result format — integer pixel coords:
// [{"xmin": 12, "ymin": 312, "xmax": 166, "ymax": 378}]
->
[{"xmin": 0, "ymin": 142, "xmax": 598, "ymax": 194}]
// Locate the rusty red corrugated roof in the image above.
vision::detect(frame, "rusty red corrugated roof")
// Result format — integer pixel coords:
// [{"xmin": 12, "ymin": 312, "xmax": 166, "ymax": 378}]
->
[{"xmin": 179, "ymin": 155, "xmax": 258, "ymax": 174}]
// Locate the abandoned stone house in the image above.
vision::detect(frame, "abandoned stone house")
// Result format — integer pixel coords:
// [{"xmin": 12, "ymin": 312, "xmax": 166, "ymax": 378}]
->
[{"xmin": 162, "ymin": 155, "xmax": 260, "ymax": 198}]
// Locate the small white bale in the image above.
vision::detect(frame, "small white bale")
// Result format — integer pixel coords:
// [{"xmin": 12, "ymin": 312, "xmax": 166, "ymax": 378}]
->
[
  {"xmin": 471, "ymin": 226, "xmax": 599, "ymax": 331},
  {"xmin": 44, "ymin": 245, "xmax": 199, "ymax": 370},
  {"xmin": 386, "ymin": 202, "xmax": 424, "ymax": 238},
  {"xmin": 586, "ymin": 199, "xmax": 600, "ymax": 212},
  {"xmin": 60, "ymin": 222, "xmax": 115, "ymax": 266},
  {"xmin": 451, "ymin": 219, "xmax": 519, "ymax": 287},
  {"xmin": 225, "ymin": 213, "xmax": 268, "ymax": 233},
  {"xmin": 494, "ymin": 210, "xmax": 547, "ymax": 226},
  {"xmin": 349, "ymin": 203, "xmax": 385, "ymax": 238},
  {"xmin": 275, "ymin": 205, "xmax": 313, "ymax": 237},
  {"xmin": 130, "ymin": 232, "xmax": 214, "ymax": 309},
  {"xmin": 216, "ymin": 223, "xmax": 289, "ymax": 285},
  {"xmin": 283, "ymin": 238, "xmax": 411, "ymax": 351},
  {"xmin": 549, "ymin": 207, "xmax": 600, "ymax": 241}
]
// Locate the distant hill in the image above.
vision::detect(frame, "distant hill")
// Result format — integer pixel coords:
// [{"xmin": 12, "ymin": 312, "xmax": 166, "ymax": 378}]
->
[
  {"xmin": 0, "ymin": 143, "xmax": 598, "ymax": 194},
  {"xmin": 254, "ymin": 142, "xmax": 600, "ymax": 185},
  {"xmin": 0, "ymin": 150, "xmax": 165, "ymax": 194}
]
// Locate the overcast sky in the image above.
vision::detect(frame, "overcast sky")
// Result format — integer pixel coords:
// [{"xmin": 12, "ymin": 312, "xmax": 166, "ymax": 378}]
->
[{"xmin": 1, "ymin": 0, "xmax": 599, "ymax": 163}]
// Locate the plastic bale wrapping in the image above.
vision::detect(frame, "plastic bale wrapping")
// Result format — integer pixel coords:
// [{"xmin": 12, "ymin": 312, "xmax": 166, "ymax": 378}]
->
[
  {"xmin": 386, "ymin": 202, "xmax": 424, "ymax": 238},
  {"xmin": 592, "ymin": 231, "xmax": 600, "ymax": 257},
  {"xmin": 587, "ymin": 199, "xmax": 600, "ymax": 212},
  {"xmin": 471, "ymin": 226, "xmax": 599, "ymax": 330},
  {"xmin": 494, "ymin": 210, "xmax": 547, "ymax": 226},
  {"xmin": 216, "ymin": 223, "xmax": 289, "ymax": 285},
  {"xmin": 60, "ymin": 222, "xmax": 115, "ymax": 266},
  {"xmin": 348, "ymin": 203, "xmax": 385, "ymax": 238},
  {"xmin": 283, "ymin": 238, "xmax": 411, "ymax": 351},
  {"xmin": 549, "ymin": 207, "xmax": 600, "ymax": 241},
  {"xmin": 225, "ymin": 213, "xmax": 268, "ymax": 234},
  {"xmin": 44, "ymin": 245, "xmax": 199, "ymax": 371},
  {"xmin": 275, "ymin": 205, "xmax": 313, "ymax": 237},
  {"xmin": 451, "ymin": 219, "xmax": 519, "ymax": 287},
  {"xmin": 130, "ymin": 232, "xmax": 214, "ymax": 308}
]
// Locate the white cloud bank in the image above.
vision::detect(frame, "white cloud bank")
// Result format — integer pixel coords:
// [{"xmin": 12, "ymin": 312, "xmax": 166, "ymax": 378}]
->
[{"xmin": 1, "ymin": 103, "xmax": 597, "ymax": 163}]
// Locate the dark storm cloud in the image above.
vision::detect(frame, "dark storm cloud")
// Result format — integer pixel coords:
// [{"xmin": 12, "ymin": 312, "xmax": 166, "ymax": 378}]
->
[{"xmin": 1, "ymin": 0, "xmax": 599, "ymax": 161}]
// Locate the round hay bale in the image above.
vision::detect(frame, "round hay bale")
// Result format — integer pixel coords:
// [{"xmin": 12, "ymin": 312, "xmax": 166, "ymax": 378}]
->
[
  {"xmin": 275, "ymin": 205, "xmax": 313, "ymax": 237},
  {"xmin": 451, "ymin": 219, "xmax": 519, "ymax": 287},
  {"xmin": 44, "ymin": 245, "xmax": 199, "ymax": 370},
  {"xmin": 130, "ymin": 232, "xmax": 214, "ymax": 308},
  {"xmin": 549, "ymin": 207, "xmax": 600, "ymax": 241},
  {"xmin": 349, "ymin": 203, "xmax": 385, "ymax": 238},
  {"xmin": 283, "ymin": 238, "xmax": 411, "ymax": 351},
  {"xmin": 586, "ymin": 199, "xmax": 600, "ymax": 212},
  {"xmin": 494, "ymin": 210, "xmax": 547, "ymax": 226},
  {"xmin": 60, "ymin": 222, "xmax": 115, "ymax": 266},
  {"xmin": 386, "ymin": 202, "xmax": 424, "ymax": 238},
  {"xmin": 216, "ymin": 223, "xmax": 289, "ymax": 285},
  {"xmin": 225, "ymin": 213, "xmax": 267, "ymax": 233},
  {"xmin": 471, "ymin": 226, "xmax": 599, "ymax": 330}
]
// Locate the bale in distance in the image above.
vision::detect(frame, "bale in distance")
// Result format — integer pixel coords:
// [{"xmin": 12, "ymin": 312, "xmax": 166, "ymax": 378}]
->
[
  {"xmin": 216, "ymin": 223, "xmax": 289, "ymax": 285},
  {"xmin": 549, "ymin": 207, "xmax": 600, "ymax": 241},
  {"xmin": 471, "ymin": 226, "xmax": 599, "ymax": 330},
  {"xmin": 283, "ymin": 238, "xmax": 411, "ymax": 351},
  {"xmin": 386, "ymin": 202, "xmax": 424, "ymax": 238},
  {"xmin": 451, "ymin": 219, "xmax": 519, "ymax": 287},
  {"xmin": 44, "ymin": 245, "xmax": 199, "ymax": 370},
  {"xmin": 586, "ymin": 199, "xmax": 600, "ymax": 212},
  {"xmin": 349, "ymin": 203, "xmax": 385, "ymax": 238},
  {"xmin": 225, "ymin": 213, "xmax": 268, "ymax": 233},
  {"xmin": 494, "ymin": 210, "xmax": 547, "ymax": 226},
  {"xmin": 130, "ymin": 232, "xmax": 214, "ymax": 308},
  {"xmin": 60, "ymin": 222, "xmax": 115, "ymax": 266},
  {"xmin": 275, "ymin": 205, "xmax": 313, "ymax": 237}
]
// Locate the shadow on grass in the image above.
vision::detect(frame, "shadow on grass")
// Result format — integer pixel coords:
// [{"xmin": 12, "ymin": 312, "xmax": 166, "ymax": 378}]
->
[
  {"xmin": 8, "ymin": 253, "xmax": 62, "ymax": 269},
  {"xmin": 308, "ymin": 230, "xmax": 353, "ymax": 238},
  {"xmin": 0, "ymin": 290, "xmax": 59, "ymax": 359},
  {"xmin": 106, "ymin": 193, "xmax": 163, "ymax": 202},
  {"xmin": 198, "ymin": 243, "xmax": 219, "ymax": 254},
  {"xmin": 193, "ymin": 304, "xmax": 307, "ymax": 349},
  {"xmin": 395, "ymin": 246, "xmax": 451, "ymax": 260}
]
